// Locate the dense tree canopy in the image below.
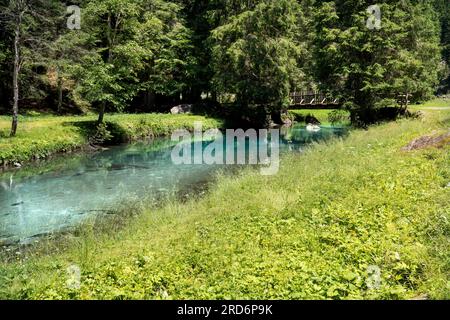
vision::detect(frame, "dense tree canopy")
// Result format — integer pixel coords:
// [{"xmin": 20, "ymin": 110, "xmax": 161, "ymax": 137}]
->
[
  {"xmin": 0, "ymin": 0, "xmax": 448, "ymax": 131},
  {"xmin": 210, "ymin": 0, "xmax": 307, "ymax": 108},
  {"xmin": 314, "ymin": 0, "xmax": 443, "ymax": 124},
  {"xmin": 69, "ymin": 0, "xmax": 193, "ymax": 123}
]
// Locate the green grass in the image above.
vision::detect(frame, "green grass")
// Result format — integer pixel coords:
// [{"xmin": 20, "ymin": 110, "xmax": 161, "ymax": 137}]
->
[
  {"xmin": 0, "ymin": 113, "xmax": 223, "ymax": 167},
  {"xmin": 288, "ymin": 109, "xmax": 351, "ymax": 126},
  {"xmin": 409, "ymin": 97, "xmax": 450, "ymax": 110},
  {"xmin": 288, "ymin": 97, "xmax": 450, "ymax": 125},
  {"xmin": 0, "ymin": 109, "xmax": 448, "ymax": 300}
]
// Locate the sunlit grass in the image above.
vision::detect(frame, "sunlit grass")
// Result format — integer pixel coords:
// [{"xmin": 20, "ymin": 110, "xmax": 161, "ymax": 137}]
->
[
  {"xmin": 288, "ymin": 109, "xmax": 351, "ymax": 126},
  {"xmin": 1, "ymin": 109, "xmax": 448, "ymax": 300},
  {"xmin": 0, "ymin": 113, "xmax": 223, "ymax": 167},
  {"xmin": 409, "ymin": 97, "xmax": 450, "ymax": 110}
]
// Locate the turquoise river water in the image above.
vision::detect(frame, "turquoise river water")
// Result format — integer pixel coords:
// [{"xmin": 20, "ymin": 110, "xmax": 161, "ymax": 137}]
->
[{"xmin": 0, "ymin": 125, "xmax": 347, "ymax": 245}]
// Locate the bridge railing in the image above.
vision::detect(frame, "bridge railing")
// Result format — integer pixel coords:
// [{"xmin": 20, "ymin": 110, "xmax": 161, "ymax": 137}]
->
[
  {"xmin": 290, "ymin": 92, "xmax": 412, "ymax": 109},
  {"xmin": 289, "ymin": 91, "xmax": 340, "ymax": 107}
]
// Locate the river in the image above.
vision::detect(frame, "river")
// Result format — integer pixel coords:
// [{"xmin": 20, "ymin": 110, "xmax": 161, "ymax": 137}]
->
[{"xmin": 0, "ymin": 125, "xmax": 347, "ymax": 245}]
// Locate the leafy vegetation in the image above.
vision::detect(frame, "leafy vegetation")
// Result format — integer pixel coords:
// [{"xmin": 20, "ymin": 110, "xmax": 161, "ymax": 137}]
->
[
  {"xmin": 0, "ymin": 0, "xmax": 448, "ymax": 131},
  {"xmin": 314, "ymin": 1, "xmax": 443, "ymax": 125},
  {"xmin": 0, "ymin": 113, "xmax": 222, "ymax": 166},
  {"xmin": 0, "ymin": 108, "xmax": 448, "ymax": 300},
  {"xmin": 0, "ymin": 0, "xmax": 448, "ymax": 302},
  {"xmin": 288, "ymin": 109, "xmax": 351, "ymax": 126},
  {"xmin": 210, "ymin": 0, "xmax": 307, "ymax": 110}
]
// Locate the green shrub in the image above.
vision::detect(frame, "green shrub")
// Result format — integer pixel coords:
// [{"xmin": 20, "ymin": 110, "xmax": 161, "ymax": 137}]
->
[
  {"xmin": 0, "ymin": 110, "xmax": 448, "ymax": 300},
  {"xmin": 90, "ymin": 123, "xmax": 113, "ymax": 145},
  {"xmin": 328, "ymin": 110, "xmax": 350, "ymax": 125}
]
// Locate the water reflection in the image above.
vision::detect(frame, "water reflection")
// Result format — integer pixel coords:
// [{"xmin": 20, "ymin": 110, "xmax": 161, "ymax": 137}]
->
[{"xmin": 0, "ymin": 125, "xmax": 347, "ymax": 244}]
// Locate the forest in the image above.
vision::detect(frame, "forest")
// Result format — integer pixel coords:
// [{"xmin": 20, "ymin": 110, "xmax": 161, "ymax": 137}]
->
[
  {"xmin": 0, "ymin": 0, "xmax": 449, "ymax": 302},
  {"xmin": 0, "ymin": 0, "xmax": 449, "ymax": 134}
]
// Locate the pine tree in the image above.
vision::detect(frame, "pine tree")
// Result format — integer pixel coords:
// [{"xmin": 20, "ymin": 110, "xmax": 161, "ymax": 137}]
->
[
  {"xmin": 210, "ymin": 0, "xmax": 308, "ymax": 118},
  {"xmin": 433, "ymin": 0, "xmax": 450, "ymax": 92},
  {"xmin": 314, "ymin": 0, "xmax": 442, "ymax": 125}
]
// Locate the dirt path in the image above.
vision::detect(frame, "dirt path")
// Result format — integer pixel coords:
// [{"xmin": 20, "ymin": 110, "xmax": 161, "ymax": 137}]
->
[{"xmin": 423, "ymin": 107, "xmax": 450, "ymax": 110}]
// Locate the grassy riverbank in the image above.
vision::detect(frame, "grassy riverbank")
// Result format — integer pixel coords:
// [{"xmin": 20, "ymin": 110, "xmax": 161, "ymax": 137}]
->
[
  {"xmin": 0, "ymin": 114, "xmax": 223, "ymax": 167},
  {"xmin": 289, "ymin": 109, "xmax": 351, "ymax": 126},
  {"xmin": 409, "ymin": 97, "xmax": 450, "ymax": 110},
  {"xmin": 0, "ymin": 107, "xmax": 448, "ymax": 300},
  {"xmin": 288, "ymin": 98, "xmax": 450, "ymax": 125}
]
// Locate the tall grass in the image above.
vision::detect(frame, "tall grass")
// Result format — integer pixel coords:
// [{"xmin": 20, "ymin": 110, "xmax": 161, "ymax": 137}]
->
[{"xmin": 0, "ymin": 109, "xmax": 449, "ymax": 300}]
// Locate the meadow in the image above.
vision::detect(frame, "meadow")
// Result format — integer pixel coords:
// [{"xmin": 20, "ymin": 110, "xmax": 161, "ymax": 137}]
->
[{"xmin": 0, "ymin": 106, "xmax": 448, "ymax": 300}]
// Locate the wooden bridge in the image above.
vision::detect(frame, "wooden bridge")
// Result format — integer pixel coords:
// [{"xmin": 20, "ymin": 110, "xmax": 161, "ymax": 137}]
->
[
  {"xmin": 289, "ymin": 91, "xmax": 340, "ymax": 109},
  {"xmin": 289, "ymin": 91, "xmax": 411, "ymax": 110}
]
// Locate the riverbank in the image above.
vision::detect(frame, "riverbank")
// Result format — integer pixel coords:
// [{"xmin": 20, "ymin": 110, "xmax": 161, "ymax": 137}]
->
[
  {"xmin": 0, "ymin": 114, "xmax": 223, "ymax": 168},
  {"xmin": 0, "ymin": 106, "xmax": 448, "ymax": 300},
  {"xmin": 289, "ymin": 109, "xmax": 351, "ymax": 126}
]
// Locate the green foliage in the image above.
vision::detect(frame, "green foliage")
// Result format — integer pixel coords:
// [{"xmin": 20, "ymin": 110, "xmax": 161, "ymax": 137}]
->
[
  {"xmin": 210, "ymin": 0, "xmax": 307, "ymax": 109},
  {"xmin": 0, "ymin": 0, "xmax": 448, "ymax": 301},
  {"xmin": 90, "ymin": 123, "xmax": 113, "ymax": 145},
  {"xmin": 1, "ymin": 109, "xmax": 448, "ymax": 299},
  {"xmin": 409, "ymin": 97, "xmax": 450, "ymax": 110},
  {"xmin": 0, "ymin": 0, "xmax": 448, "ymax": 127},
  {"xmin": 289, "ymin": 109, "xmax": 350, "ymax": 126},
  {"xmin": 0, "ymin": 113, "xmax": 223, "ymax": 166},
  {"xmin": 314, "ymin": 0, "xmax": 442, "ymax": 125},
  {"xmin": 328, "ymin": 109, "xmax": 351, "ymax": 125},
  {"xmin": 72, "ymin": 0, "xmax": 193, "ymax": 113},
  {"xmin": 433, "ymin": 0, "xmax": 450, "ymax": 93},
  {"xmin": 0, "ymin": 0, "xmax": 65, "ymax": 130}
]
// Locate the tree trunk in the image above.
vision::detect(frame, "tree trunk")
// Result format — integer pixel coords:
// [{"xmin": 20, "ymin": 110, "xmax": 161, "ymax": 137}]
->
[
  {"xmin": 57, "ymin": 67, "xmax": 63, "ymax": 114},
  {"xmin": 98, "ymin": 102, "xmax": 106, "ymax": 124},
  {"xmin": 98, "ymin": 12, "xmax": 113, "ymax": 125},
  {"xmin": 10, "ymin": 23, "xmax": 20, "ymax": 137},
  {"xmin": 144, "ymin": 90, "xmax": 156, "ymax": 111}
]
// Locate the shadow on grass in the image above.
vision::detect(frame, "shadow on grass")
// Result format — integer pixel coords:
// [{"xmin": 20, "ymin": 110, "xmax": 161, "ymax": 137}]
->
[
  {"xmin": 64, "ymin": 120, "xmax": 130, "ymax": 145},
  {"xmin": 439, "ymin": 116, "xmax": 450, "ymax": 127},
  {"xmin": 0, "ymin": 130, "xmax": 10, "ymax": 139}
]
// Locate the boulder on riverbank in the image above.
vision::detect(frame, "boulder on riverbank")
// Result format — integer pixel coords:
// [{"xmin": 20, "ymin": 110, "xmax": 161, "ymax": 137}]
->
[{"xmin": 170, "ymin": 104, "xmax": 193, "ymax": 114}]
